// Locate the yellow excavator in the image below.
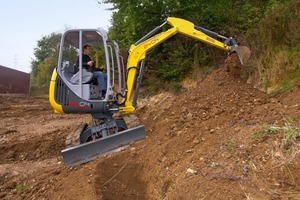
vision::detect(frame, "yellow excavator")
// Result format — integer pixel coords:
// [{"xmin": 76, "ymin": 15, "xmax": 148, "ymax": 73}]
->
[{"xmin": 49, "ymin": 17, "xmax": 250, "ymax": 166}]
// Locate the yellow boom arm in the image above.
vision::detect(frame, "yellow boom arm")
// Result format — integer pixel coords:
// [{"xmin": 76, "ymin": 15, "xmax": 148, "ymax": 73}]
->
[{"xmin": 119, "ymin": 17, "xmax": 239, "ymax": 114}]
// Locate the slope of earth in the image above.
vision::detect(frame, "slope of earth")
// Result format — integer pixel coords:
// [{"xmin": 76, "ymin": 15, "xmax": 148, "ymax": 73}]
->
[
  {"xmin": 1, "ymin": 56, "xmax": 300, "ymax": 199},
  {"xmin": 95, "ymin": 56, "xmax": 300, "ymax": 200}
]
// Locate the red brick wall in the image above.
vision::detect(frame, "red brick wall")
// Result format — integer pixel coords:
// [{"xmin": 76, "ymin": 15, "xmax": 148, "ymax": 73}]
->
[{"xmin": 0, "ymin": 65, "xmax": 30, "ymax": 96}]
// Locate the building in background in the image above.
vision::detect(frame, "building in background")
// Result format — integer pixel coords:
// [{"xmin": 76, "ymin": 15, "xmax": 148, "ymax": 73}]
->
[{"xmin": 0, "ymin": 65, "xmax": 30, "ymax": 96}]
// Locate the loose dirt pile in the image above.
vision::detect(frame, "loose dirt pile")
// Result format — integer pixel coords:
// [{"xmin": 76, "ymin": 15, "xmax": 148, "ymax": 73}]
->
[{"xmin": 1, "ymin": 56, "xmax": 300, "ymax": 199}]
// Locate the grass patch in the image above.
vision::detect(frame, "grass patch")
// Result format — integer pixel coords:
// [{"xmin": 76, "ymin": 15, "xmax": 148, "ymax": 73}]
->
[
  {"xmin": 15, "ymin": 183, "xmax": 27, "ymax": 193},
  {"xmin": 253, "ymin": 118, "xmax": 300, "ymax": 165},
  {"xmin": 225, "ymin": 137, "xmax": 238, "ymax": 150},
  {"xmin": 252, "ymin": 125, "xmax": 280, "ymax": 140},
  {"xmin": 254, "ymin": 118, "xmax": 300, "ymax": 141},
  {"xmin": 169, "ymin": 81, "xmax": 186, "ymax": 94},
  {"xmin": 30, "ymin": 84, "xmax": 49, "ymax": 96},
  {"xmin": 272, "ymin": 80, "xmax": 293, "ymax": 94},
  {"xmin": 271, "ymin": 68, "xmax": 300, "ymax": 95},
  {"xmin": 281, "ymin": 118, "xmax": 300, "ymax": 141}
]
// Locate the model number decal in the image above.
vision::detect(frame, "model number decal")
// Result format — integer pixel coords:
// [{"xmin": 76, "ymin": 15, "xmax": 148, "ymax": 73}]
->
[
  {"xmin": 144, "ymin": 38, "xmax": 159, "ymax": 49},
  {"xmin": 69, "ymin": 101, "xmax": 91, "ymax": 109},
  {"xmin": 206, "ymin": 37, "xmax": 215, "ymax": 43}
]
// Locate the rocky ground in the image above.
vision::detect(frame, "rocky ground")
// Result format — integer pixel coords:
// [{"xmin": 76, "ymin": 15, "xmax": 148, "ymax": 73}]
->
[{"xmin": 1, "ymin": 55, "xmax": 300, "ymax": 199}]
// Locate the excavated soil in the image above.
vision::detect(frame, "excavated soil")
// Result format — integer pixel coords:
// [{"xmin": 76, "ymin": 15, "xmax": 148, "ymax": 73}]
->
[{"xmin": 1, "ymin": 55, "xmax": 300, "ymax": 199}]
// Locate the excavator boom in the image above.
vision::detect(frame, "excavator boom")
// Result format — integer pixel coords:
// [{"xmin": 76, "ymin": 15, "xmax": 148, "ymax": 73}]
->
[{"xmin": 120, "ymin": 17, "xmax": 251, "ymax": 114}]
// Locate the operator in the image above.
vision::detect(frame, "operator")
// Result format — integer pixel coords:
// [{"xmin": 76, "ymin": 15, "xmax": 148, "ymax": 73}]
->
[{"xmin": 75, "ymin": 44, "xmax": 107, "ymax": 99}]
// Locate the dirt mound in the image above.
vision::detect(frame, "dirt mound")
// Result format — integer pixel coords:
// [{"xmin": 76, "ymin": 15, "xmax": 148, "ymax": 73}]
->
[
  {"xmin": 1, "ymin": 56, "xmax": 300, "ymax": 199},
  {"xmin": 124, "ymin": 56, "xmax": 300, "ymax": 199}
]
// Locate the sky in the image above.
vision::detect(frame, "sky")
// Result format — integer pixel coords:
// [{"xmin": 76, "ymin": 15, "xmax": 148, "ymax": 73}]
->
[{"xmin": 0, "ymin": 0, "xmax": 112, "ymax": 73}]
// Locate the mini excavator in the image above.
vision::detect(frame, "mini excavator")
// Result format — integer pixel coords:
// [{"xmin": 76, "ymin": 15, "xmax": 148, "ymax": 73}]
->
[{"xmin": 49, "ymin": 17, "xmax": 251, "ymax": 166}]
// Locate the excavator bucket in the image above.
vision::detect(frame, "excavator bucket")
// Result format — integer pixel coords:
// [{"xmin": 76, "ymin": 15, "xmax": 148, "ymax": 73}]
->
[
  {"xmin": 234, "ymin": 46, "xmax": 251, "ymax": 65},
  {"xmin": 61, "ymin": 125, "xmax": 146, "ymax": 166}
]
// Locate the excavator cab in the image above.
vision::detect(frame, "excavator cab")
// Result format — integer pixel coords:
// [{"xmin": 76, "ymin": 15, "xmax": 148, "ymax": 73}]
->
[
  {"xmin": 55, "ymin": 28, "xmax": 124, "ymax": 104},
  {"xmin": 49, "ymin": 28, "xmax": 146, "ymax": 166}
]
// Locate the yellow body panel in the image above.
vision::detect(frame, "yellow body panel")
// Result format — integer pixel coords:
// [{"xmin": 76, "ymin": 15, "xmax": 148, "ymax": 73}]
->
[{"xmin": 49, "ymin": 69, "xmax": 64, "ymax": 114}]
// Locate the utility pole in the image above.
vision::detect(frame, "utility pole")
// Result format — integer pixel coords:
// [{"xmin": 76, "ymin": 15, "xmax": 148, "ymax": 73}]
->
[{"xmin": 14, "ymin": 54, "xmax": 18, "ymax": 70}]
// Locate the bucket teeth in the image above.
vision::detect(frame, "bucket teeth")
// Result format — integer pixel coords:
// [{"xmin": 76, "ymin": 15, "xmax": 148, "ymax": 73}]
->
[{"xmin": 61, "ymin": 125, "xmax": 146, "ymax": 166}]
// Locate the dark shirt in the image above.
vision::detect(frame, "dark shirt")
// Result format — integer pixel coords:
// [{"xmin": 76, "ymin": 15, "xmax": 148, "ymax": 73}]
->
[
  {"xmin": 75, "ymin": 54, "xmax": 95, "ymax": 72},
  {"xmin": 75, "ymin": 54, "xmax": 104, "ymax": 73}
]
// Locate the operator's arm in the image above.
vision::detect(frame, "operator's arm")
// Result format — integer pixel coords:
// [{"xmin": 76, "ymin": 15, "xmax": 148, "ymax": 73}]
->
[{"xmin": 75, "ymin": 54, "xmax": 94, "ymax": 71}]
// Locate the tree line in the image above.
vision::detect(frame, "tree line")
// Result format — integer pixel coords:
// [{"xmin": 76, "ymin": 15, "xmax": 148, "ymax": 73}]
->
[{"xmin": 30, "ymin": 0, "xmax": 299, "ymax": 94}]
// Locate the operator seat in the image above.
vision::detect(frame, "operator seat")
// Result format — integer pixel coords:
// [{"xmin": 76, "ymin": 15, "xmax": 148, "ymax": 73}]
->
[
  {"xmin": 61, "ymin": 61, "xmax": 93, "ymax": 84},
  {"xmin": 70, "ymin": 68, "xmax": 93, "ymax": 84}
]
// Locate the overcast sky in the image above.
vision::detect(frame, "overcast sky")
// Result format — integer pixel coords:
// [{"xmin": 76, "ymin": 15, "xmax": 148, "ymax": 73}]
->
[{"xmin": 0, "ymin": 0, "xmax": 112, "ymax": 73}]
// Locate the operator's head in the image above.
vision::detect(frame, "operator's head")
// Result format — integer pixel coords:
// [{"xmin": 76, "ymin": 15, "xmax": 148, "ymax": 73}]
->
[{"xmin": 83, "ymin": 44, "xmax": 92, "ymax": 55}]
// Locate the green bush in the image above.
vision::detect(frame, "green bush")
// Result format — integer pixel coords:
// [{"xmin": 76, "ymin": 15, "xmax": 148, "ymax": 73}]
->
[{"xmin": 247, "ymin": 0, "xmax": 300, "ymax": 91}]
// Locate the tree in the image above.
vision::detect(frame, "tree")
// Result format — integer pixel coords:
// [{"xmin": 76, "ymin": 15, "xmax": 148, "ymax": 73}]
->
[
  {"xmin": 31, "ymin": 33, "xmax": 61, "ymax": 78},
  {"xmin": 31, "ymin": 32, "xmax": 77, "ymax": 87},
  {"xmin": 99, "ymin": 0, "xmax": 274, "ymax": 91}
]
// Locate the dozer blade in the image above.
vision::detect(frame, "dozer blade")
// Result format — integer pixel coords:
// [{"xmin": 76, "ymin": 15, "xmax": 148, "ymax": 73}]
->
[
  {"xmin": 234, "ymin": 46, "xmax": 251, "ymax": 65},
  {"xmin": 61, "ymin": 125, "xmax": 146, "ymax": 167}
]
